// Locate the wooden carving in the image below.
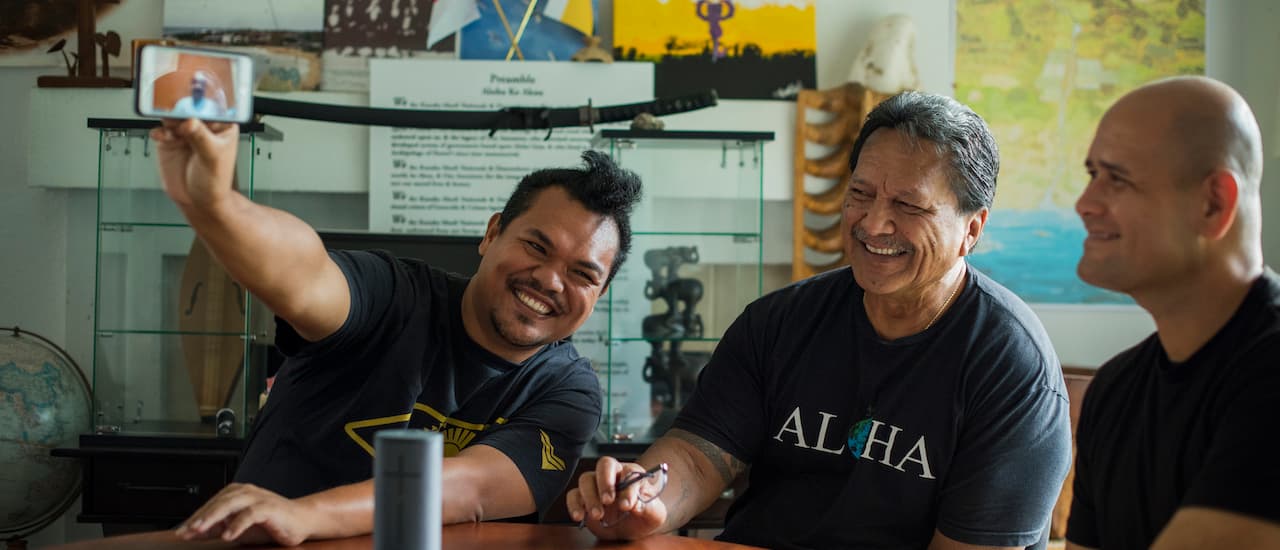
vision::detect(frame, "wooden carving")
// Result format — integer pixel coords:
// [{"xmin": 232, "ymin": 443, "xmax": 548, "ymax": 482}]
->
[
  {"xmin": 36, "ymin": 0, "xmax": 130, "ymax": 87},
  {"xmin": 792, "ymin": 82, "xmax": 890, "ymax": 280}
]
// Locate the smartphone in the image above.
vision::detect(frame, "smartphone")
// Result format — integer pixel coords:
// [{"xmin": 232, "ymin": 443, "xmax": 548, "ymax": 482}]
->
[{"xmin": 134, "ymin": 45, "xmax": 254, "ymax": 123}]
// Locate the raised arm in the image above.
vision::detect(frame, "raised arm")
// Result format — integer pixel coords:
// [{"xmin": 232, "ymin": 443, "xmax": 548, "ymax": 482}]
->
[
  {"xmin": 567, "ymin": 428, "xmax": 747, "ymax": 540},
  {"xmin": 152, "ymin": 119, "xmax": 349, "ymax": 341}
]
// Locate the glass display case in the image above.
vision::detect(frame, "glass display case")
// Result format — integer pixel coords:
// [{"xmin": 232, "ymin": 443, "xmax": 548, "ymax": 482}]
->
[
  {"xmin": 586, "ymin": 129, "xmax": 773, "ymax": 448},
  {"xmin": 90, "ymin": 118, "xmax": 282, "ymax": 439}
]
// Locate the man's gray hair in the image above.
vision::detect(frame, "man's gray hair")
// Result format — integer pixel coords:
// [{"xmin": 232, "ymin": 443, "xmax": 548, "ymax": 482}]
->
[{"xmin": 848, "ymin": 91, "xmax": 1000, "ymax": 214}]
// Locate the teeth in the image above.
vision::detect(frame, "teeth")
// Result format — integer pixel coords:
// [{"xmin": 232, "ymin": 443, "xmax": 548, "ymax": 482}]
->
[
  {"xmin": 865, "ymin": 243, "xmax": 903, "ymax": 256},
  {"xmin": 516, "ymin": 290, "xmax": 551, "ymax": 315}
]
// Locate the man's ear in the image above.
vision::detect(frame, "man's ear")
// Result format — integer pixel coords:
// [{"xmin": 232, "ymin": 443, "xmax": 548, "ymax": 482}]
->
[
  {"xmin": 478, "ymin": 213, "xmax": 503, "ymax": 256},
  {"xmin": 962, "ymin": 207, "xmax": 989, "ymax": 256},
  {"xmin": 1200, "ymin": 170, "xmax": 1239, "ymax": 241}
]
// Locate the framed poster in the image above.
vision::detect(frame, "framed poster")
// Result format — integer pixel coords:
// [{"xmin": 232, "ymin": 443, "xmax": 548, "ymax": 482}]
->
[
  {"xmin": 956, "ymin": 0, "xmax": 1204, "ymax": 304},
  {"xmin": 164, "ymin": 0, "xmax": 324, "ymax": 91},
  {"xmin": 367, "ymin": 59, "xmax": 653, "ymax": 235}
]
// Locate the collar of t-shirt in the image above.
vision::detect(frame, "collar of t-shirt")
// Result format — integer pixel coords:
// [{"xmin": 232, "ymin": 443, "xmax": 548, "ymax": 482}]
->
[
  {"xmin": 1157, "ymin": 271, "xmax": 1279, "ymax": 380},
  {"xmin": 854, "ymin": 265, "xmax": 976, "ymax": 347}
]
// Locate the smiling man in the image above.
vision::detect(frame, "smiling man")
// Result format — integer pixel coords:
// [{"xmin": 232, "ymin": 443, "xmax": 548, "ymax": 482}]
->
[
  {"xmin": 1066, "ymin": 77, "xmax": 1280, "ymax": 549},
  {"xmin": 569, "ymin": 91, "xmax": 1071, "ymax": 550},
  {"xmin": 149, "ymin": 119, "xmax": 640, "ymax": 545}
]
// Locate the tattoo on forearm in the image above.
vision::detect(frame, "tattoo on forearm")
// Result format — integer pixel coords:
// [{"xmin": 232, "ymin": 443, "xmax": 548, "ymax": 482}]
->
[{"xmin": 667, "ymin": 429, "xmax": 746, "ymax": 486}]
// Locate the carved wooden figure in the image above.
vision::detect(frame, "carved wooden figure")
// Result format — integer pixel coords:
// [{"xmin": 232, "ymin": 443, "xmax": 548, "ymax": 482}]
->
[{"xmin": 37, "ymin": 0, "xmax": 131, "ymax": 87}]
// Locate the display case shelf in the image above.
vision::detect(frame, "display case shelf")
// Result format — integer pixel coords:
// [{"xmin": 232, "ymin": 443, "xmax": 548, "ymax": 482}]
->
[
  {"xmin": 90, "ymin": 118, "xmax": 281, "ymax": 437},
  {"xmin": 612, "ymin": 337, "xmax": 723, "ymax": 343},
  {"xmin": 96, "ymin": 329, "xmax": 252, "ymax": 336},
  {"xmin": 100, "ymin": 222, "xmax": 191, "ymax": 229},
  {"xmin": 584, "ymin": 129, "xmax": 773, "ymax": 446}
]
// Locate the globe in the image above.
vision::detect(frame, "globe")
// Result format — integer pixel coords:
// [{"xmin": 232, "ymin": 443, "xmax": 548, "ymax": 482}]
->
[{"xmin": 0, "ymin": 328, "xmax": 91, "ymax": 542}]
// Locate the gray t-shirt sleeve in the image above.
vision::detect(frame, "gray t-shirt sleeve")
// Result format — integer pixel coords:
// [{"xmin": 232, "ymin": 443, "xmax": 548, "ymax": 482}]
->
[{"xmin": 935, "ymin": 339, "xmax": 1073, "ymax": 548}]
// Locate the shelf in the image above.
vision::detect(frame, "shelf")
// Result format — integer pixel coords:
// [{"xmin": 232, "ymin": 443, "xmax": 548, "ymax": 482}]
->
[
  {"xmin": 612, "ymin": 337, "xmax": 721, "ymax": 343},
  {"xmin": 591, "ymin": 129, "xmax": 765, "ymax": 443},
  {"xmin": 92, "ymin": 157, "xmax": 274, "ymax": 432},
  {"xmin": 101, "ymin": 222, "xmax": 190, "ymax": 229},
  {"xmin": 88, "ymin": 118, "xmax": 284, "ymax": 141},
  {"xmin": 596, "ymin": 129, "xmax": 775, "ymax": 142},
  {"xmin": 97, "ymin": 330, "xmax": 251, "ymax": 337},
  {"xmin": 632, "ymin": 231, "xmax": 759, "ymax": 239}
]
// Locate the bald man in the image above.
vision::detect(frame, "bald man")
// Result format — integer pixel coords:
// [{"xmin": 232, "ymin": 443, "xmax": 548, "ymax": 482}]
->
[
  {"xmin": 172, "ymin": 71, "xmax": 225, "ymax": 118},
  {"xmin": 1066, "ymin": 76, "xmax": 1280, "ymax": 549}
]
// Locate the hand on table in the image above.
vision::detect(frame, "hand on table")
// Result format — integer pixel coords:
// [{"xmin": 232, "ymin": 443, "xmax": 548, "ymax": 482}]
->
[
  {"xmin": 566, "ymin": 456, "xmax": 667, "ymax": 541},
  {"xmin": 175, "ymin": 482, "xmax": 314, "ymax": 546}
]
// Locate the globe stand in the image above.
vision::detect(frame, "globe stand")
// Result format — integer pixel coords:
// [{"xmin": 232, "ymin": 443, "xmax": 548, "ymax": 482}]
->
[{"xmin": 5, "ymin": 537, "xmax": 29, "ymax": 550}]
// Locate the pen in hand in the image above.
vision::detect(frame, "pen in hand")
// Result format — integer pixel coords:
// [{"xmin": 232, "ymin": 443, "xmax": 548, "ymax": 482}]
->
[
  {"xmin": 616, "ymin": 462, "xmax": 668, "ymax": 493},
  {"xmin": 578, "ymin": 462, "xmax": 669, "ymax": 529}
]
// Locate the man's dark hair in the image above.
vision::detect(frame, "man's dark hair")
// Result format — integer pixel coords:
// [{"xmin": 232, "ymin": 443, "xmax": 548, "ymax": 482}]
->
[
  {"xmin": 848, "ymin": 91, "xmax": 1000, "ymax": 214},
  {"xmin": 498, "ymin": 150, "xmax": 642, "ymax": 285}
]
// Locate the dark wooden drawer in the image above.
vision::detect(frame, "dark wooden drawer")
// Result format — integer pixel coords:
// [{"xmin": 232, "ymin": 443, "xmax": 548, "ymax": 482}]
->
[
  {"xmin": 55, "ymin": 434, "xmax": 244, "ymax": 527},
  {"xmin": 84, "ymin": 454, "xmax": 235, "ymax": 522}
]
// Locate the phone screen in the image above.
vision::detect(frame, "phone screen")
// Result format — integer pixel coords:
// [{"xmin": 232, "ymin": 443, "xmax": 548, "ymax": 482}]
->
[{"xmin": 135, "ymin": 46, "xmax": 254, "ymax": 123}]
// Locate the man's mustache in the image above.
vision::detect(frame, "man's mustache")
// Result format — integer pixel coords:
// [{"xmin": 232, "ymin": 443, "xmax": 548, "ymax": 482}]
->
[{"xmin": 850, "ymin": 226, "xmax": 913, "ymax": 253}]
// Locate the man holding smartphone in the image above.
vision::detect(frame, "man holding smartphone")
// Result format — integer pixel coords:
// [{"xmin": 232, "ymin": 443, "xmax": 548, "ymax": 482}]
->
[{"xmin": 152, "ymin": 117, "xmax": 640, "ymax": 545}]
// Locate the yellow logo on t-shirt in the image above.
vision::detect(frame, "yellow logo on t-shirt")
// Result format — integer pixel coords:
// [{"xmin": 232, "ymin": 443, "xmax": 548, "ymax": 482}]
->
[
  {"xmin": 343, "ymin": 403, "xmax": 505, "ymax": 457},
  {"xmin": 540, "ymin": 430, "xmax": 565, "ymax": 471}
]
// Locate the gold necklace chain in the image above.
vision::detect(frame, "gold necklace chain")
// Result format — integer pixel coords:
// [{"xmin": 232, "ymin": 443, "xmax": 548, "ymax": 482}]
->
[
  {"xmin": 864, "ymin": 276, "xmax": 963, "ymax": 333},
  {"xmin": 923, "ymin": 277, "xmax": 962, "ymax": 330}
]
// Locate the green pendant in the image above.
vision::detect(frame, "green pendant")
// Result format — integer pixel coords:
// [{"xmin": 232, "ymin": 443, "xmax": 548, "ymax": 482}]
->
[{"xmin": 847, "ymin": 414, "xmax": 874, "ymax": 458}]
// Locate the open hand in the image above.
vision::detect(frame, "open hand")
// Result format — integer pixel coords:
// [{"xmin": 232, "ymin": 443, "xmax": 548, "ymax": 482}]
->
[{"xmin": 175, "ymin": 483, "xmax": 314, "ymax": 546}]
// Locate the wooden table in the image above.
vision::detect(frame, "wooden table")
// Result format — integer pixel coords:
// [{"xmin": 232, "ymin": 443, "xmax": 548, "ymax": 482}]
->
[{"xmin": 49, "ymin": 522, "xmax": 760, "ymax": 549}]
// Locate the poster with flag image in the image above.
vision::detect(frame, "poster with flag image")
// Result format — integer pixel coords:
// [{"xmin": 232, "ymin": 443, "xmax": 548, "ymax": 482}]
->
[{"xmin": 459, "ymin": 0, "xmax": 598, "ymax": 60}]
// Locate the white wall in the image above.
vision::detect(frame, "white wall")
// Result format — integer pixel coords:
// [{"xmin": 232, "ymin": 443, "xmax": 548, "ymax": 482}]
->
[
  {"xmin": 4, "ymin": 0, "xmax": 1279, "ymax": 544},
  {"xmin": 0, "ymin": 68, "xmax": 102, "ymax": 547}
]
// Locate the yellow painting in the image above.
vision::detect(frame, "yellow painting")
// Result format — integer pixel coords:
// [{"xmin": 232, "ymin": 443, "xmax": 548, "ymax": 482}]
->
[{"xmin": 615, "ymin": 0, "xmax": 815, "ymax": 100}]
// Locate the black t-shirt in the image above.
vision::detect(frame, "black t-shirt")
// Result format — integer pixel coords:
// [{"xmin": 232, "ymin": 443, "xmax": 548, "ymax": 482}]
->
[
  {"xmin": 1066, "ymin": 271, "xmax": 1280, "ymax": 549},
  {"xmin": 235, "ymin": 250, "xmax": 603, "ymax": 516},
  {"xmin": 673, "ymin": 266, "xmax": 1072, "ymax": 550}
]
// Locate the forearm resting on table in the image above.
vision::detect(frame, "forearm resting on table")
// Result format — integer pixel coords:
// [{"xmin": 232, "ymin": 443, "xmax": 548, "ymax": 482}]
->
[
  {"xmin": 293, "ymin": 480, "xmax": 375, "ymax": 540},
  {"xmin": 179, "ymin": 193, "xmax": 347, "ymax": 341},
  {"xmin": 642, "ymin": 429, "xmax": 739, "ymax": 533},
  {"xmin": 292, "ymin": 448, "xmax": 538, "ymax": 539}
]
